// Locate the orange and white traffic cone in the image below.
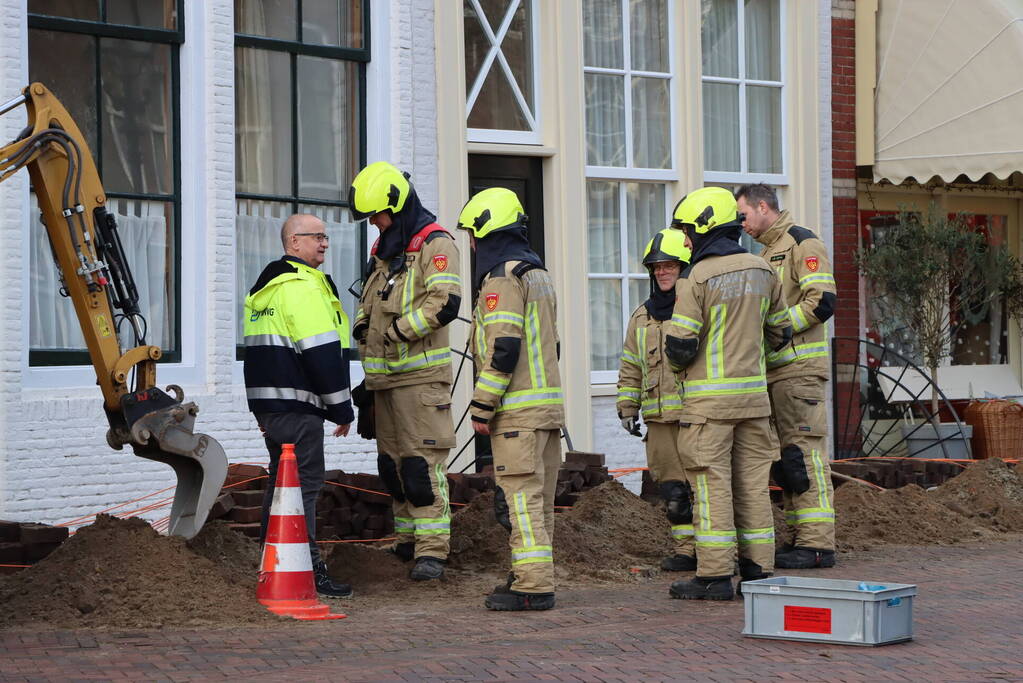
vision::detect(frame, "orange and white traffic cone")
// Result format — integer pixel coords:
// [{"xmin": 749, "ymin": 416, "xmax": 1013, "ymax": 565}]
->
[{"xmin": 257, "ymin": 443, "xmax": 346, "ymax": 621}]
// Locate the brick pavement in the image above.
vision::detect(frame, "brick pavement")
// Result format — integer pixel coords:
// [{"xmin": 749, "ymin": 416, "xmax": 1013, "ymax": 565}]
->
[{"xmin": 2, "ymin": 540, "xmax": 1022, "ymax": 682}]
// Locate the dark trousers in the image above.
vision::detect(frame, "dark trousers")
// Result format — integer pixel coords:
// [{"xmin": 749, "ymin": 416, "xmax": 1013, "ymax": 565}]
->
[{"xmin": 256, "ymin": 412, "xmax": 325, "ymax": 564}]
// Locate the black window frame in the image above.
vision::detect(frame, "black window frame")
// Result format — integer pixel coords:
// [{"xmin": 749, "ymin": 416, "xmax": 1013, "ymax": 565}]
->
[
  {"xmin": 27, "ymin": 4, "xmax": 184, "ymax": 367},
  {"xmin": 234, "ymin": 1, "xmax": 370, "ymax": 361}
]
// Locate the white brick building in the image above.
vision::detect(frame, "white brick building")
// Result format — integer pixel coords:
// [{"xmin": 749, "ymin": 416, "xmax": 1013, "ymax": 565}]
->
[{"xmin": 0, "ymin": 0, "xmax": 832, "ymax": 526}]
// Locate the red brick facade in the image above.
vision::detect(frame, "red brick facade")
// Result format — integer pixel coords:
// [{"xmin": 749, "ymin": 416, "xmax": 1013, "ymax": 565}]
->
[{"xmin": 832, "ymin": 3, "xmax": 861, "ymax": 456}]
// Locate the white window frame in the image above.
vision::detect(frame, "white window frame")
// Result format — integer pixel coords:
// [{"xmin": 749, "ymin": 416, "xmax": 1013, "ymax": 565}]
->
[
  {"xmin": 587, "ymin": 179, "xmax": 671, "ymax": 386},
  {"xmin": 465, "ymin": 0, "xmax": 542, "ymax": 145},
  {"xmin": 702, "ymin": 0, "xmax": 788, "ymax": 186},
  {"xmin": 584, "ymin": 0, "xmax": 676, "ymax": 385},
  {"xmin": 583, "ymin": 0, "xmax": 676, "ymax": 177}
]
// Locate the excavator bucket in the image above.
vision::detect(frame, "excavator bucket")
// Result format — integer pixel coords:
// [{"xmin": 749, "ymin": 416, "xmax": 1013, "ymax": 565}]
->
[{"xmin": 121, "ymin": 386, "xmax": 229, "ymax": 539}]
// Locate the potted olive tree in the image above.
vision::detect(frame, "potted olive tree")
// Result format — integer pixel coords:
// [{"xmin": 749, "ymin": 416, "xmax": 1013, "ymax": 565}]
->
[{"xmin": 857, "ymin": 204, "xmax": 1023, "ymax": 458}]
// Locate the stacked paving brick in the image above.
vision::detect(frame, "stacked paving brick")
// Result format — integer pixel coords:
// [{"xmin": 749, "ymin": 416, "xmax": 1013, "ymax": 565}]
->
[
  {"xmin": 0, "ymin": 520, "xmax": 69, "ymax": 573},
  {"xmin": 211, "ymin": 454, "xmax": 613, "ymax": 542},
  {"xmin": 830, "ymin": 459, "xmax": 963, "ymax": 489}
]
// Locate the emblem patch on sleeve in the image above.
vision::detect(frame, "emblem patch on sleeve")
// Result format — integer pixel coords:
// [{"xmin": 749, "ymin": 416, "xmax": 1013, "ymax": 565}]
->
[
  {"xmin": 805, "ymin": 256, "xmax": 819, "ymax": 272},
  {"xmin": 485, "ymin": 292, "xmax": 499, "ymax": 311},
  {"xmin": 432, "ymin": 254, "xmax": 448, "ymax": 271}
]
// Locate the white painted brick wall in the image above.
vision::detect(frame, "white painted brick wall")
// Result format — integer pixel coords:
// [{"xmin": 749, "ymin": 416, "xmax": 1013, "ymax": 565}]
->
[
  {"xmin": 0, "ymin": 0, "xmax": 27, "ymax": 521},
  {"xmin": 590, "ymin": 396, "xmax": 646, "ymax": 495},
  {"xmin": 0, "ymin": 0, "xmax": 432, "ymax": 526}
]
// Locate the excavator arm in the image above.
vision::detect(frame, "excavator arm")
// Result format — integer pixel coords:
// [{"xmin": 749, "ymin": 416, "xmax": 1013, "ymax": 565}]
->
[{"xmin": 0, "ymin": 82, "xmax": 226, "ymax": 538}]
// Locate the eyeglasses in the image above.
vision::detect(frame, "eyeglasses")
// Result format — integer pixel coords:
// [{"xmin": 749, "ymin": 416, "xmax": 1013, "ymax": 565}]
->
[{"xmin": 295, "ymin": 232, "xmax": 330, "ymax": 243}]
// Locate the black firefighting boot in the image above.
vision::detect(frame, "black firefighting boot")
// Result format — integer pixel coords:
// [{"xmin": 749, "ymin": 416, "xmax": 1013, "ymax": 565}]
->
[
  {"xmin": 669, "ymin": 575, "xmax": 734, "ymax": 601},
  {"xmin": 736, "ymin": 558, "xmax": 772, "ymax": 598},
  {"xmin": 660, "ymin": 554, "xmax": 698, "ymax": 572},
  {"xmin": 388, "ymin": 541, "xmax": 415, "ymax": 563},
  {"xmin": 313, "ymin": 560, "xmax": 354, "ymax": 599},
  {"xmin": 484, "ymin": 587, "xmax": 556, "ymax": 611},
  {"xmin": 775, "ymin": 547, "xmax": 836, "ymax": 569},
  {"xmin": 492, "ymin": 572, "xmax": 516, "ymax": 592},
  {"xmin": 409, "ymin": 556, "xmax": 446, "ymax": 581}
]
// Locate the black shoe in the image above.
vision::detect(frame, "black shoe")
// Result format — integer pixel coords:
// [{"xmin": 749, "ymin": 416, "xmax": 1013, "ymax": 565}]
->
[
  {"xmin": 775, "ymin": 547, "xmax": 836, "ymax": 569},
  {"xmin": 485, "ymin": 589, "xmax": 556, "ymax": 611},
  {"xmin": 313, "ymin": 561, "xmax": 354, "ymax": 599},
  {"xmin": 669, "ymin": 575, "xmax": 734, "ymax": 601},
  {"xmin": 736, "ymin": 559, "xmax": 772, "ymax": 598},
  {"xmin": 660, "ymin": 554, "xmax": 698, "ymax": 572},
  {"xmin": 410, "ymin": 556, "xmax": 446, "ymax": 581},
  {"xmin": 388, "ymin": 542, "xmax": 415, "ymax": 563}
]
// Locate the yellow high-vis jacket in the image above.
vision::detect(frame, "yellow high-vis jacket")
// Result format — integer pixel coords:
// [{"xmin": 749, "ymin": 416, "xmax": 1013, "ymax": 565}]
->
[{"xmin": 243, "ymin": 256, "xmax": 354, "ymax": 425}]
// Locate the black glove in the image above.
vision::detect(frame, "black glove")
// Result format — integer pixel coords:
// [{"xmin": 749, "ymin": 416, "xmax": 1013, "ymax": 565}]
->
[{"xmin": 351, "ymin": 381, "xmax": 375, "ymax": 440}]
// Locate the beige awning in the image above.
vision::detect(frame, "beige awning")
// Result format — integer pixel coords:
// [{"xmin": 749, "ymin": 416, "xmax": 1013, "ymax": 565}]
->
[{"xmin": 869, "ymin": 0, "xmax": 1023, "ymax": 184}]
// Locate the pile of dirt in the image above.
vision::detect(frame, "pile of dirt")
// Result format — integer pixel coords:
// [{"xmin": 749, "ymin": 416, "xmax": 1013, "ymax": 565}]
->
[
  {"xmin": 834, "ymin": 483, "xmax": 987, "ymax": 551},
  {"xmin": 931, "ymin": 458, "xmax": 1023, "ymax": 532},
  {"xmin": 0, "ymin": 515, "xmax": 275, "ymax": 630},
  {"xmin": 447, "ymin": 481, "xmax": 673, "ymax": 580},
  {"xmin": 554, "ymin": 480, "xmax": 673, "ymax": 578},
  {"xmin": 448, "ymin": 491, "xmax": 510, "ymax": 570}
]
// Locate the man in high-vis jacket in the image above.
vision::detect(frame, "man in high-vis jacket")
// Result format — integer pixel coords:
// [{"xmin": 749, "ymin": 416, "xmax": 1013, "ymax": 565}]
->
[
  {"xmin": 349, "ymin": 162, "xmax": 461, "ymax": 582},
  {"xmin": 664, "ymin": 187, "xmax": 792, "ymax": 601},
  {"xmin": 617, "ymin": 229, "xmax": 698, "ymax": 572},
  {"xmin": 244, "ymin": 213, "xmax": 356, "ymax": 599},
  {"xmin": 736, "ymin": 183, "xmax": 838, "ymax": 569},
  {"xmin": 457, "ymin": 187, "xmax": 564, "ymax": 612}
]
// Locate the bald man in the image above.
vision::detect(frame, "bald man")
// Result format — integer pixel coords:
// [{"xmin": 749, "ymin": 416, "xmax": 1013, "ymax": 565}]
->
[{"xmin": 243, "ymin": 213, "xmax": 355, "ymax": 599}]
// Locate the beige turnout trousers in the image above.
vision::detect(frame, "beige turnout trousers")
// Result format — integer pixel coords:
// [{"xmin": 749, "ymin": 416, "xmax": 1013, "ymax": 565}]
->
[
  {"xmin": 768, "ymin": 376, "xmax": 835, "ymax": 551},
  {"xmin": 645, "ymin": 422, "xmax": 696, "ymax": 557},
  {"xmin": 492, "ymin": 427, "xmax": 562, "ymax": 594},
  {"xmin": 676, "ymin": 416, "xmax": 778, "ymax": 578},
  {"xmin": 375, "ymin": 382, "xmax": 455, "ymax": 560}
]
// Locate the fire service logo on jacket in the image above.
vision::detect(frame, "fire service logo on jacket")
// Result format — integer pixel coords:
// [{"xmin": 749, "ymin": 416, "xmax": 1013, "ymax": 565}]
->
[
  {"xmin": 485, "ymin": 292, "xmax": 499, "ymax": 311},
  {"xmin": 804, "ymin": 256, "xmax": 819, "ymax": 272},
  {"xmin": 432, "ymin": 254, "xmax": 448, "ymax": 271}
]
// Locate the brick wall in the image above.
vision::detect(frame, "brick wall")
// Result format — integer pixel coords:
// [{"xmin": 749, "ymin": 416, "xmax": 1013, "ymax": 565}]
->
[
  {"xmin": 831, "ymin": 0, "xmax": 859, "ymax": 341},
  {"xmin": 831, "ymin": 0, "xmax": 861, "ymax": 454},
  {"xmin": 589, "ymin": 397, "xmax": 645, "ymax": 495},
  {"xmin": 0, "ymin": 1, "xmax": 437, "ymax": 526}
]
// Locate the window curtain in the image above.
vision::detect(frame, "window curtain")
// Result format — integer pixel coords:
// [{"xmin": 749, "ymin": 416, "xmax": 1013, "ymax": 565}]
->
[{"xmin": 30, "ymin": 197, "xmax": 174, "ymax": 351}]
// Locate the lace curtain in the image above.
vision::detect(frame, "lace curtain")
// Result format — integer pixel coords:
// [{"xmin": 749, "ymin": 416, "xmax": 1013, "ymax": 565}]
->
[{"xmin": 30, "ymin": 197, "xmax": 174, "ymax": 351}]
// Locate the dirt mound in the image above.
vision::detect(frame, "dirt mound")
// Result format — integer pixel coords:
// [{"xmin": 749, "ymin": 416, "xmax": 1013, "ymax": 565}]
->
[
  {"xmin": 325, "ymin": 543, "xmax": 417, "ymax": 594},
  {"xmin": 449, "ymin": 492, "xmax": 510, "ymax": 570},
  {"xmin": 555, "ymin": 480, "xmax": 673, "ymax": 577},
  {"xmin": 0, "ymin": 515, "xmax": 276, "ymax": 630},
  {"xmin": 449, "ymin": 481, "xmax": 673, "ymax": 580},
  {"xmin": 931, "ymin": 458, "xmax": 1023, "ymax": 532},
  {"xmin": 834, "ymin": 483, "xmax": 986, "ymax": 551}
]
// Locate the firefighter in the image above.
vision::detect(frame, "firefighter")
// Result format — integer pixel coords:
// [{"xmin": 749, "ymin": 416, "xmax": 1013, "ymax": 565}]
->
[
  {"xmin": 349, "ymin": 161, "xmax": 462, "ymax": 581},
  {"xmin": 617, "ymin": 228, "xmax": 698, "ymax": 572},
  {"xmin": 457, "ymin": 187, "xmax": 564, "ymax": 612},
  {"xmin": 664, "ymin": 187, "xmax": 792, "ymax": 601},
  {"xmin": 736, "ymin": 183, "xmax": 838, "ymax": 569}
]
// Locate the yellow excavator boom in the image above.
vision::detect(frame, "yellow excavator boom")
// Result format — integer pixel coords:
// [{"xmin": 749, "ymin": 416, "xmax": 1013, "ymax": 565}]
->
[{"xmin": 0, "ymin": 83, "xmax": 226, "ymax": 538}]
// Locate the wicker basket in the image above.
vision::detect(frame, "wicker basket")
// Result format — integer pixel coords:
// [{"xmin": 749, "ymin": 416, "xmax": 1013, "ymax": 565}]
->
[{"xmin": 964, "ymin": 399, "xmax": 1023, "ymax": 460}]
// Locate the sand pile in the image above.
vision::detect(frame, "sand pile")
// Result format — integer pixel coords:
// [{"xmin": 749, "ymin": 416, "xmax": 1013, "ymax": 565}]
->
[
  {"xmin": 0, "ymin": 516, "xmax": 275, "ymax": 630},
  {"xmin": 931, "ymin": 458, "xmax": 1023, "ymax": 532}
]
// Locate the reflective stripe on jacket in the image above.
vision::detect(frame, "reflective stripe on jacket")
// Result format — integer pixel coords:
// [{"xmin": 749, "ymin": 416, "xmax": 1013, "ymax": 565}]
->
[
  {"xmin": 356, "ymin": 227, "xmax": 461, "ymax": 390},
  {"xmin": 243, "ymin": 256, "xmax": 354, "ymax": 425},
  {"xmin": 617, "ymin": 306, "xmax": 685, "ymax": 422},
  {"xmin": 756, "ymin": 211, "xmax": 837, "ymax": 382},
  {"xmin": 666, "ymin": 253, "xmax": 789, "ymax": 419},
  {"xmin": 469, "ymin": 260, "xmax": 565, "ymax": 431}
]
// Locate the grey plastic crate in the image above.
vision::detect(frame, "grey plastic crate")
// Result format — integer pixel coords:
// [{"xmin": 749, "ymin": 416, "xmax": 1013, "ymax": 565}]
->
[{"xmin": 742, "ymin": 576, "xmax": 916, "ymax": 646}]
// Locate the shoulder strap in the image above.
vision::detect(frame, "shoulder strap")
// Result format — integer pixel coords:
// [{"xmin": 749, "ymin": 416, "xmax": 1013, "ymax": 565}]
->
[
  {"xmin": 406, "ymin": 223, "xmax": 451, "ymax": 252},
  {"xmin": 511, "ymin": 261, "xmax": 543, "ymax": 279}
]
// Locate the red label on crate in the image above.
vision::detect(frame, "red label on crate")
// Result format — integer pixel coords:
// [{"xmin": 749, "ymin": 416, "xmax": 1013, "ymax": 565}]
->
[{"xmin": 784, "ymin": 605, "xmax": 832, "ymax": 634}]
